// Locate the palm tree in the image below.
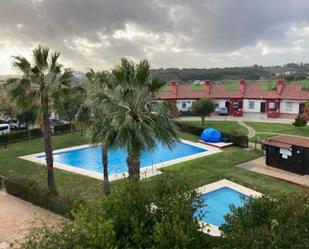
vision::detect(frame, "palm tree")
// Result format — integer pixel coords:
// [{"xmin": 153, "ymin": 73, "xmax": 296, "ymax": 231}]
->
[
  {"xmin": 102, "ymin": 58, "xmax": 178, "ymax": 179},
  {"xmin": 86, "ymin": 70, "xmax": 116, "ymax": 194},
  {"xmin": 7, "ymin": 46, "xmax": 72, "ymax": 192}
]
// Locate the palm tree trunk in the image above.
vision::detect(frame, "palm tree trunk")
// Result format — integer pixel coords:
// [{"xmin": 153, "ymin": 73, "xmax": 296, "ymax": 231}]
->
[
  {"xmin": 101, "ymin": 145, "xmax": 110, "ymax": 194},
  {"xmin": 42, "ymin": 96, "xmax": 57, "ymax": 193},
  {"xmin": 127, "ymin": 150, "xmax": 140, "ymax": 180}
]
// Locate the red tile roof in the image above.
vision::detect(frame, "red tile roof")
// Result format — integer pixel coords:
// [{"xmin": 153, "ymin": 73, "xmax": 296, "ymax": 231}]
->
[{"xmin": 156, "ymin": 81, "xmax": 309, "ymax": 101}]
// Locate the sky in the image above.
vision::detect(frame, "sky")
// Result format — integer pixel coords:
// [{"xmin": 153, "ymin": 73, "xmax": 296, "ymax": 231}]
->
[{"xmin": 1, "ymin": 0, "xmax": 309, "ymax": 74}]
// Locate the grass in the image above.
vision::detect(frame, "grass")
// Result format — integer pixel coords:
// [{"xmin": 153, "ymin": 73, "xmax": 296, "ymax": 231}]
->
[
  {"xmin": 179, "ymin": 120, "xmax": 248, "ymax": 135},
  {"xmin": 296, "ymin": 79, "xmax": 309, "ymax": 90},
  {"xmin": 159, "ymin": 84, "xmax": 171, "ymax": 91},
  {"xmin": 247, "ymin": 122, "xmax": 309, "ymax": 142},
  {"xmin": 189, "ymin": 84, "xmax": 204, "ymax": 91},
  {"xmin": 0, "ymin": 130, "xmax": 303, "ymax": 208}
]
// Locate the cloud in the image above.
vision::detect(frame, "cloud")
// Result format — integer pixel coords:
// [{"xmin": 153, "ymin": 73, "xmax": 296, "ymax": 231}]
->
[{"xmin": 1, "ymin": 0, "xmax": 309, "ymax": 74}]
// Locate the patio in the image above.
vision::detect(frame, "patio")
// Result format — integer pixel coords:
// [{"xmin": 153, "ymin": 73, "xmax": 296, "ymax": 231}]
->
[{"xmin": 237, "ymin": 156, "xmax": 309, "ymax": 187}]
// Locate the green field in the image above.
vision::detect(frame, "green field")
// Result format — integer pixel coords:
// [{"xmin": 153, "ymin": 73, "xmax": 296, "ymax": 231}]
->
[
  {"xmin": 0, "ymin": 130, "xmax": 302, "ymax": 208},
  {"xmin": 189, "ymin": 84, "xmax": 204, "ymax": 91},
  {"xmin": 247, "ymin": 122, "xmax": 309, "ymax": 142}
]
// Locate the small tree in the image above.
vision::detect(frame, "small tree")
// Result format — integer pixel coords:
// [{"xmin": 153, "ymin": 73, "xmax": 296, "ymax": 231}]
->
[
  {"xmin": 192, "ymin": 98, "xmax": 215, "ymax": 124},
  {"xmin": 293, "ymin": 115, "xmax": 307, "ymax": 127}
]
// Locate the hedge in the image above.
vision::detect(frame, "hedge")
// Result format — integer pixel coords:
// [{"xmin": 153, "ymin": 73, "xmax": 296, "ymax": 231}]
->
[
  {"xmin": 177, "ymin": 122, "xmax": 249, "ymax": 148},
  {"xmin": 1, "ymin": 175, "xmax": 80, "ymax": 217},
  {"xmin": 0, "ymin": 124, "xmax": 75, "ymax": 146},
  {"xmin": 53, "ymin": 123, "xmax": 74, "ymax": 134}
]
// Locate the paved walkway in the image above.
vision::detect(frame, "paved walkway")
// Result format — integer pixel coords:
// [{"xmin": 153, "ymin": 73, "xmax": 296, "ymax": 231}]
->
[
  {"xmin": 237, "ymin": 156, "xmax": 309, "ymax": 187},
  {"xmin": 178, "ymin": 116, "xmax": 297, "ymax": 124},
  {"xmin": 0, "ymin": 191, "xmax": 61, "ymax": 248},
  {"xmin": 238, "ymin": 121, "xmax": 256, "ymax": 138}
]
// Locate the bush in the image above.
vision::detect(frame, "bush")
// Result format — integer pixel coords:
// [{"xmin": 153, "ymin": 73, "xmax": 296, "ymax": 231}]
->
[
  {"xmin": 229, "ymin": 133, "xmax": 248, "ymax": 148},
  {"xmin": 53, "ymin": 123, "xmax": 73, "ymax": 133},
  {"xmin": 0, "ymin": 128, "xmax": 43, "ymax": 146},
  {"xmin": 21, "ymin": 176, "xmax": 209, "ymax": 249},
  {"xmin": 4, "ymin": 176, "xmax": 79, "ymax": 217},
  {"xmin": 293, "ymin": 115, "xmax": 308, "ymax": 127},
  {"xmin": 178, "ymin": 123, "xmax": 248, "ymax": 147},
  {"xmin": 221, "ymin": 191, "xmax": 309, "ymax": 249}
]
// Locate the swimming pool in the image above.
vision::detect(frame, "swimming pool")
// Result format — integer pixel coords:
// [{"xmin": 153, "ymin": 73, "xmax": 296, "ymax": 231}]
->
[
  {"xmin": 195, "ymin": 187, "xmax": 249, "ymax": 227},
  {"xmin": 195, "ymin": 179, "xmax": 262, "ymax": 236},
  {"xmin": 21, "ymin": 139, "xmax": 219, "ymax": 180}
]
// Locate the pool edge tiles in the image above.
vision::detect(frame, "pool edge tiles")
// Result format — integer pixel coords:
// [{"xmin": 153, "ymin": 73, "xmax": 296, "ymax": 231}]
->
[
  {"xmin": 19, "ymin": 139, "xmax": 221, "ymax": 181},
  {"xmin": 195, "ymin": 179, "xmax": 262, "ymax": 237}
]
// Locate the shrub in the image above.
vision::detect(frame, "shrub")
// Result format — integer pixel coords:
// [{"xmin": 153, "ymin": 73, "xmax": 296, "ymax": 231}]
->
[
  {"xmin": 293, "ymin": 115, "xmax": 308, "ymax": 127},
  {"xmin": 21, "ymin": 176, "xmax": 209, "ymax": 249},
  {"xmin": 221, "ymin": 191, "xmax": 309, "ymax": 249},
  {"xmin": 53, "ymin": 123, "xmax": 73, "ymax": 133},
  {"xmin": 0, "ymin": 128, "xmax": 43, "ymax": 146},
  {"xmin": 177, "ymin": 123, "xmax": 248, "ymax": 147},
  {"xmin": 4, "ymin": 176, "xmax": 79, "ymax": 217},
  {"xmin": 229, "ymin": 133, "xmax": 248, "ymax": 148}
]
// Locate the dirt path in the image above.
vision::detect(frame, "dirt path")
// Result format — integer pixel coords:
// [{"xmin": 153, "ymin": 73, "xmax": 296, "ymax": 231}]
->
[{"xmin": 0, "ymin": 191, "xmax": 61, "ymax": 248}]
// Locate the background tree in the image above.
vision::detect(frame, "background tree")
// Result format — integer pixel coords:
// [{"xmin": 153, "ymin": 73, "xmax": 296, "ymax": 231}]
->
[
  {"xmin": 53, "ymin": 86, "xmax": 86, "ymax": 132},
  {"xmin": 7, "ymin": 46, "xmax": 72, "ymax": 192},
  {"xmin": 192, "ymin": 98, "xmax": 215, "ymax": 124}
]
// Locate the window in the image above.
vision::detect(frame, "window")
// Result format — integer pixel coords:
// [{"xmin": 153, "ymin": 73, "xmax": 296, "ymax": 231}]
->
[
  {"xmin": 233, "ymin": 102, "xmax": 239, "ymax": 108},
  {"xmin": 182, "ymin": 102, "xmax": 186, "ymax": 108},
  {"xmin": 249, "ymin": 101, "xmax": 255, "ymax": 109},
  {"xmin": 215, "ymin": 103, "xmax": 219, "ymax": 108},
  {"xmin": 286, "ymin": 102, "xmax": 293, "ymax": 112},
  {"xmin": 268, "ymin": 102, "xmax": 275, "ymax": 109}
]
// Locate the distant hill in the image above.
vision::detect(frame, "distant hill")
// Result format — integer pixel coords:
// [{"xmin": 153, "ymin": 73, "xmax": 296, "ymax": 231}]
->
[{"xmin": 150, "ymin": 63, "xmax": 309, "ymax": 83}]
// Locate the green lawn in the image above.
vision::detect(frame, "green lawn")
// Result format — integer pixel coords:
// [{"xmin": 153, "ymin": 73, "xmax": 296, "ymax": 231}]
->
[
  {"xmin": 189, "ymin": 84, "xmax": 204, "ymax": 91},
  {"xmin": 0, "ymin": 130, "xmax": 303, "ymax": 209},
  {"xmin": 179, "ymin": 120, "xmax": 248, "ymax": 135},
  {"xmin": 247, "ymin": 122, "xmax": 309, "ymax": 142}
]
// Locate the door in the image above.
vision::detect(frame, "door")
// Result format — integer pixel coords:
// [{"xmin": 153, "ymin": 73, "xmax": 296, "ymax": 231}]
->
[
  {"xmin": 225, "ymin": 102, "xmax": 230, "ymax": 113},
  {"xmin": 299, "ymin": 103, "xmax": 305, "ymax": 114},
  {"xmin": 260, "ymin": 102, "xmax": 266, "ymax": 113}
]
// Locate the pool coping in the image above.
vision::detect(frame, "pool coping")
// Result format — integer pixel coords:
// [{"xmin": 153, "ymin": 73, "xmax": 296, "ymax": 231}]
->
[
  {"xmin": 195, "ymin": 179, "xmax": 262, "ymax": 237},
  {"xmin": 19, "ymin": 139, "xmax": 221, "ymax": 182}
]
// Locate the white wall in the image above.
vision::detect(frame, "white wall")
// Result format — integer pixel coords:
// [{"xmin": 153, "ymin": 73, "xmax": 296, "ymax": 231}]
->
[
  {"xmin": 176, "ymin": 99, "xmax": 195, "ymax": 112},
  {"xmin": 280, "ymin": 100, "xmax": 301, "ymax": 114},
  {"xmin": 214, "ymin": 99, "xmax": 228, "ymax": 111},
  {"xmin": 243, "ymin": 99, "xmax": 265, "ymax": 113}
]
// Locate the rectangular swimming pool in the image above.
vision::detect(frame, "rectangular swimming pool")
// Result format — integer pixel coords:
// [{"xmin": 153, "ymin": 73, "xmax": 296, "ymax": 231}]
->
[
  {"xmin": 195, "ymin": 187, "xmax": 249, "ymax": 227},
  {"xmin": 26, "ymin": 140, "xmax": 217, "ymax": 180}
]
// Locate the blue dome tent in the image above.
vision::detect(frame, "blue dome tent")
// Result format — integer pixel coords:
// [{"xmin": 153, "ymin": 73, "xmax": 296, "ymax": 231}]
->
[{"xmin": 200, "ymin": 128, "xmax": 221, "ymax": 143}]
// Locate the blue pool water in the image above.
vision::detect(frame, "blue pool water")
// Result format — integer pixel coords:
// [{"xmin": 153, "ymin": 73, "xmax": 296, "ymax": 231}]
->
[
  {"xmin": 194, "ymin": 187, "xmax": 249, "ymax": 227},
  {"xmin": 40, "ymin": 141, "xmax": 207, "ymax": 175}
]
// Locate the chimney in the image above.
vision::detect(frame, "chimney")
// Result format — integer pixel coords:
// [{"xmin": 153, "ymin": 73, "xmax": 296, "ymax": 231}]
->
[
  {"xmin": 239, "ymin": 79, "xmax": 246, "ymax": 94},
  {"xmin": 170, "ymin": 80, "xmax": 177, "ymax": 94},
  {"xmin": 277, "ymin": 79, "xmax": 284, "ymax": 95},
  {"xmin": 204, "ymin": 80, "xmax": 211, "ymax": 94}
]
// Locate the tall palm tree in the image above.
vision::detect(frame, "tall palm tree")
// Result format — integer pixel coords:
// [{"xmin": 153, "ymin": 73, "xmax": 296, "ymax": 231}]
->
[
  {"xmin": 101, "ymin": 58, "xmax": 178, "ymax": 179},
  {"xmin": 86, "ymin": 70, "xmax": 116, "ymax": 194},
  {"xmin": 7, "ymin": 46, "xmax": 72, "ymax": 192}
]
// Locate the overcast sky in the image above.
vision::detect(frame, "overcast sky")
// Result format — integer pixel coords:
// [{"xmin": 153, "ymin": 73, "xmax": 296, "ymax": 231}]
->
[{"xmin": 1, "ymin": 0, "xmax": 309, "ymax": 74}]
